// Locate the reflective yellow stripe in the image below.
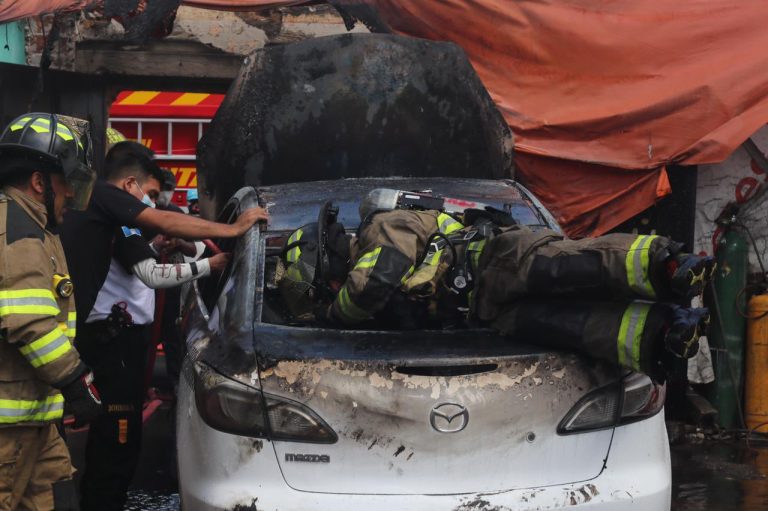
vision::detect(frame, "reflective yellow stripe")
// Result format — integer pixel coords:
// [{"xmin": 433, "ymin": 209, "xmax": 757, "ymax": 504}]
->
[
  {"xmin": 354, "ymin": 247, "xmax": 382, "ymax": 270},
  {"xmin": 423, "ymin": 249, "xmax": 443, "ymax": 267},
  {"xmin": 66, "ymin": 311, "xmax": 77, "ymax": 339},
  {"xmin": 286, "ymin": 228, "xmax": 304, "ymax": 263},
  {"xmin": 437, "ymin": 213, "xmax": 463, "ymax": 234},
  {"xmin": 625, "ymin": 235, "xmax": 658, "ymax": 299},
  {"xmin": 55, "ymin": 123, "xmax": 74, "ymax": 141},
  {"xmin": 0, "ymin": 394, "xmax": 65, "ymax": 424},
  {"xmin": 18, "ymin": 328, "xmax": 73, "ymax": 368},
  {"xmin": 0, "ymin": 289, "xmax": 60, "ymax": 317},
  {"xmin": 171, "ymin": 93, "xmax": 209, "ymax": 106},
  {"xmin": 617, "ymin": 302, "xmax": 651, "ymax": 371},
  {"xmin": 285, "ymin": 265, "xmax": 303, "ymax": 282},
  {"xmin": 400, "ymin": 265, "xmax": 415, "ymax": 284},
  {"xmin": 0, "ymin": 289, "xmax": 57, "ymax": 300},
  {"xmin": 119, "ymin": 91, "xmax": 160, "ymax": 105},
  {"xmin": 336, "ymin": 287, "xmax": 369, "ymax": 322},
  {"xmin": 468, "ymin": 239, "xmax": 486, "ymax": 269},
  {"xmin": 29, "ymin": 118, "xmax": 51, "ymax": 134},
  {"xmin": 10, "ymin": 116, "xmax": 32, "ymax": 131}
]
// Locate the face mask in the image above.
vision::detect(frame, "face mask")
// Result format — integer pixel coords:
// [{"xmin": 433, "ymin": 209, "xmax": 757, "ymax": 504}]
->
[
  {"xmin": 142, "ymin": 194, "xmax": 156, "ymax": 208},
  {"xmin": 133, "ymin": 181, "xmax": 156, "ymax": 209},
  {"xmin": 157, "ymin": 190, "xmax": 173, "ymax": 208}
]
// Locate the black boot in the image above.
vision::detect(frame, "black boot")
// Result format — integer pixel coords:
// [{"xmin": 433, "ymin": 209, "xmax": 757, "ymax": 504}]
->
[{"xmin": 664, "ymin": 306, "xmax": 710, "ymax": 359}]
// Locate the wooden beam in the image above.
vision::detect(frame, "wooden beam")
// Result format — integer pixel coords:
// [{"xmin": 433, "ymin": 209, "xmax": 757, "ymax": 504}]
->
[{"xmin": 75, "ymin": 40, "xmax": 243, "ymax": 81}]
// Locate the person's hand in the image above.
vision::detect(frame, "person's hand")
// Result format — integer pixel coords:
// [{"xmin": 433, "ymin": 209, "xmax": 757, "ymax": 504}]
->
[
  {"xmin": 231, "ymin": 207, "xmax": 269, "ymax": 236},
  {"xmin": 163, "ymin": 237, "xmax": 179, "ymax": 253},
  {"xmin": 208, "ymin": 252, "xmax": 232, "ymax": 273},
  {"xmin": 150, "ymin": 234, "xmax": 170, "ymax": 253},
  {"xmin": 151, "ymin": 234, "xmax": 182, "ymax": 255},
  {"xmin": 60, "ymin": 370, "xmax": 103, "ymax": 427}
]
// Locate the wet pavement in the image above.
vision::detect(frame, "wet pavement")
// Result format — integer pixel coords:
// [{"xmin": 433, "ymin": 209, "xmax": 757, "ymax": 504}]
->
[
  {"xmin": 66, "ymin": 403, "xmax": 768, "ymax": 510},
  {"xmin": 671, "ymin": 440, "xmax": 768, "ymax": 510},
  {"xmin": 66, "ymin": 399, "xmax": 180, "ymax": 511}
]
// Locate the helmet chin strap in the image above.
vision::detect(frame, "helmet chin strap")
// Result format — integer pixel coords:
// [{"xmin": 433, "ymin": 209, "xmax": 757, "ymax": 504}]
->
[{"xmin": 42, "ymin": 173, "xmax": 58, "ymax": 229}]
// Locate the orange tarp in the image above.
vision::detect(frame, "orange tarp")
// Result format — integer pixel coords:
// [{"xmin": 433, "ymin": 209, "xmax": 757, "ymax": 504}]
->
[
  {"xmin": 341, "ymin": 0, "xmax": 768, "ymax": 236},
  {"xmin": 4, "ymin": 1, "xmax": 768, "ymax": 236}
]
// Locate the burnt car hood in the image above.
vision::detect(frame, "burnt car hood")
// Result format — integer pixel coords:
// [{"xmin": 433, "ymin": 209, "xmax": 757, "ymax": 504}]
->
[{"xmin": 197, "ymin": 33, "xmax": 514, "ymax": 218}]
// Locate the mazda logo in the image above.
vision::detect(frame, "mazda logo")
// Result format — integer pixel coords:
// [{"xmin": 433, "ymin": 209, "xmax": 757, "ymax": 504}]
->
[{"xmin": 430, "ymin": 403, "xmax": 469, "ymax": 433}]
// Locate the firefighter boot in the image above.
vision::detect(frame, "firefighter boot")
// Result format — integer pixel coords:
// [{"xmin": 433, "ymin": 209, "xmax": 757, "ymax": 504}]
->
[
  {"xmin": 668, "ymin": 254, "xmax": 717, "ymax": 300},
  {"xmin": 664, "ymin": 306, "xmax": 710, "ymax": 359}
]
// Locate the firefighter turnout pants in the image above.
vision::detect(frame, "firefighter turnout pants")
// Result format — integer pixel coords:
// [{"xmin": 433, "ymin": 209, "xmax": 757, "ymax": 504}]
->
[
  {"xmin": 491, "ymin": 299, "xmax": 672, "ymax": 375},
  {"xmin": 74, "ymin": 322, "xmax": 152, "ymax": 511},
  {"xmin": 473, "ymin": 226, "xmax": 679, "ymax": 323},
  {"xmin": 0, "ymin": 424, "xmax": 78, "ymax": 511}
]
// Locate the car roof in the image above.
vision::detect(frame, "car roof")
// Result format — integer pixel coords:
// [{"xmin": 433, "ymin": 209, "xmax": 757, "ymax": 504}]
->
[{"xmin": 257, "ymin": 177, "xmax": 550, "ymax": 232}]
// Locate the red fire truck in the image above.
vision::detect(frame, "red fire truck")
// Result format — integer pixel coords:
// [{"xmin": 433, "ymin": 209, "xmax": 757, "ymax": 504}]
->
[{"xmin": 108, "ymin": 90, "xmax": 225, "ymax": 206}]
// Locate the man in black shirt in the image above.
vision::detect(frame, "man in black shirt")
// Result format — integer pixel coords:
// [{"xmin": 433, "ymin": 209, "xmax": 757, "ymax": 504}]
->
[
  {"xmin": 60, "ymin": 141, "xmax": 267, "ymax": 325},
  {"xmin": 58, "ymin": 142, "xmax": 265, "ymax": 511}
]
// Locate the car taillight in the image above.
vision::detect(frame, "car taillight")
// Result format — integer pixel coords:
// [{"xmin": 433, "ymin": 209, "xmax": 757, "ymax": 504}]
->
[
  {"xmin": 194, "ymin": 362, "xmax": 337, "ymax": 443},
  {"xmin": 557, "ymin": 373, "xmax": 666, "ymax": 435}
]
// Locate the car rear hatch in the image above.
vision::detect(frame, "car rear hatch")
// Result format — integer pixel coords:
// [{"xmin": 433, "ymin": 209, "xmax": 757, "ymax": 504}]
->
[{"xmin": 256, "ymin": 325, "xmax": 618, "ymax": 495}]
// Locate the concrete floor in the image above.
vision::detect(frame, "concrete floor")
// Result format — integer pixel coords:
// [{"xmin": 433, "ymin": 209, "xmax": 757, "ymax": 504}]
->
[{"xmin": 66, "ymin": 402, "xmax": 768, "ymax": 511}]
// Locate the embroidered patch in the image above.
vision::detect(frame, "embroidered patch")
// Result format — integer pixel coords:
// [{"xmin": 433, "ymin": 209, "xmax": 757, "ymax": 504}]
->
[{"xmin": 121, "ymin": 226, "xmax": 142, "ymax": 238}]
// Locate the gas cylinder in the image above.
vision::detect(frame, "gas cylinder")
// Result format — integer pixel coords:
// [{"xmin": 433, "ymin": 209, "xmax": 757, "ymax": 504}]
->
[
  {"xmin": 705, "ymin": 228, "xmax": 749, "ymax": 429},
  {"xmin": 745, "ymin": 294, "xmax": 768, "ymax": 433}
]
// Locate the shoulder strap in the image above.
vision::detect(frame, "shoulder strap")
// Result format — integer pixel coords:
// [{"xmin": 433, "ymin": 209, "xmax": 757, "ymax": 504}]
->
[{"xmin": 0, "ymin": 195, "xmax": 7, "ymax": 237}]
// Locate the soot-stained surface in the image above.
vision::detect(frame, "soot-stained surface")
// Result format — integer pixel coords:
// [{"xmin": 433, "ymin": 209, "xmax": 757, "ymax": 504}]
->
[
  {"xmin": 67, "ymin": 396, "xmax": 768, "ymax": 510},
  {"xmin": 197, "ymin": 33, "xmax": 514, "ymax": 218}
]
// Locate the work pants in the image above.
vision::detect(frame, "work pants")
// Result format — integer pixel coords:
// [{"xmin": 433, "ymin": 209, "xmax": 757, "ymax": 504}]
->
[
  {"xmin": 491, "ymin": 299, "xmax": 671, "ymax": 376},
  {"xmin": 75, "ymin": 322, "xmax": 151, "ymax": 511},
  {"xmin": 473, "ymin": 226, "xmax": 678, "ymax": 323},
  {"xmin": 0, "ymin": 424, "xmax": 77, "ymax": 511}
]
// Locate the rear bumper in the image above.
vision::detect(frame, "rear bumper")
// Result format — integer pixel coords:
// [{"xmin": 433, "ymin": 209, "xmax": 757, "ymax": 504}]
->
[{"xmin": 178, "ymin": 380, "xmax": 671, "ymax": 511}]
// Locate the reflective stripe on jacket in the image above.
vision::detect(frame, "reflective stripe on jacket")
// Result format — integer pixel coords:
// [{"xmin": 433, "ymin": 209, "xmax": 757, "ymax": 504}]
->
[
  {"xmin": 330, "ymin": 209, "xmax": 465, "ymax": 325},
  {"xmin": 0, "ymin": 187, "xmax": 84, "ymax": 427}
]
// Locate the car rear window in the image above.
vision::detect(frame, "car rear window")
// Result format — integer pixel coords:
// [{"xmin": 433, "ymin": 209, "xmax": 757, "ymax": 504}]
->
[{"xmin": 258, "ymin": 178, "xmax": 555, "ymax": 328}]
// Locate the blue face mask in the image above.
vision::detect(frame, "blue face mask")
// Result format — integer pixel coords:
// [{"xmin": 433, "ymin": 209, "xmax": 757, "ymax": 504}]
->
[
  {"xmin": 134, "ymin": 182, "xmax": 156, "ymax": 209},
  {"xmin": 141, "ymin": 193, "xmax": 156, "ymax": 209}
]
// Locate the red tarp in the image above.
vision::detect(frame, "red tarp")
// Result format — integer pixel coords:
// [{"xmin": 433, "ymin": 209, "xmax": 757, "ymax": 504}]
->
[{"xmin": 4, "ymin": 1, "xmax": 768, "ymax": 236}]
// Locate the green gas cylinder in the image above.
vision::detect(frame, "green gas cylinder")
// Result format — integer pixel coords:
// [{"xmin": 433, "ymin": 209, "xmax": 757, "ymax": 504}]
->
[{"xmin": 705, "ymin": 228, "xmax": 749, "ymax": 429}]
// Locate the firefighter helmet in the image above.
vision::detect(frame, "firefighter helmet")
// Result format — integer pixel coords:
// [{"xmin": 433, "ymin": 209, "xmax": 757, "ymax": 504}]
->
[
  {"xmin": 0, "ymin": 113, "xmax": 96, "ymax": 211},
  {"xmin": 359, "ymin": 188, "xmax": 399, "ymax": 221}
]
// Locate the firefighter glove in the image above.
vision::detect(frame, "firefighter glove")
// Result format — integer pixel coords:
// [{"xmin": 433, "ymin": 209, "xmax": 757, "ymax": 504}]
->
[{"xmin": 61, "ymin": 369, "xmax": 103, "ymax": 427}]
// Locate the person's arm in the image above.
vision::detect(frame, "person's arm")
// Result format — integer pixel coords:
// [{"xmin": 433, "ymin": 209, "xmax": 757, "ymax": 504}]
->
[
  {"xmin": 1, "ymin": 237, "xmax": 85, "ymax": 386},
  {"xmin": 134, "ymin": 207, "xmax": 268, "ymax": 240},
  {"xmin": 131, "ymin": 252, "xmax": 231, "ymax": 289}
]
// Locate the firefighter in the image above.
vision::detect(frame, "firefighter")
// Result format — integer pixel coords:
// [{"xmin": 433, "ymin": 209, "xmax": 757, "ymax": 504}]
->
[
  {"xmin": 280, "ymin": 188, "xmax": 713, "ymax": 376},
  {"xmin": 0, "ymin": 113, "xmax": 103, "ymax": 510}
]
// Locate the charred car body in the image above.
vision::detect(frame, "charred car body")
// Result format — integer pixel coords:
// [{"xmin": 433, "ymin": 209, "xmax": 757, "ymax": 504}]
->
[{"xmin": 177, "ymin": 34, "xmax": 671, "ymax": 510}]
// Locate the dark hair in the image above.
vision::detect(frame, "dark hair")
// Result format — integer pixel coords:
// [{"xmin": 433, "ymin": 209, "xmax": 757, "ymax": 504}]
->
[
  {"xmin": 0, "ymin": 157, "xmax": 54, "ymax": 188},
  {"xmin": 104, "ymin": 141, "xmax": 163, "ymax": 184},
  {"xmin": 159, "ymin": 168, "xmax": 176, "ymax": 191}
]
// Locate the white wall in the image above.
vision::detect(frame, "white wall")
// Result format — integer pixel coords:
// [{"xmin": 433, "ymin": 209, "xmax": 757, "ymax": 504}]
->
[{"xmin": 694, "ymin": 125, "xmax": 768, "ymax": 274}]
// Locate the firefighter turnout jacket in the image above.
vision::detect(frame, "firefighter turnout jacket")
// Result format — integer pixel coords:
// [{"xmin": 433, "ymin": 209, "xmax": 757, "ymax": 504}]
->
[
  {"xmin": 328, "ymin": 209, "xmax": 463, "ymax": 324},
  {"xmin": 0, "ymin": 187, "xmax": 84, "ymax": 427}
]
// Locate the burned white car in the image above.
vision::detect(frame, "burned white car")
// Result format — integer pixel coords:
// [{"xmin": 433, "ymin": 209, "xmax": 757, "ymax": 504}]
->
[
  {"xmin": 177, "ymin": 34, "xmax": 671, "ymax": 511},
  {"xmin": 177, "ymin": 178, "xmax": 670, "ymax": 511}
]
